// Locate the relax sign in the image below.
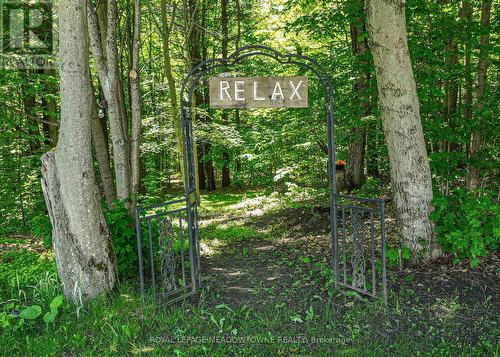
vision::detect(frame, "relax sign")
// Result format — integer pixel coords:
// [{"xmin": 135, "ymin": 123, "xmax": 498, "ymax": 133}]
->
[{"xmin": 209, "ymin": 76, "xmax": 308, "ymax": 108}]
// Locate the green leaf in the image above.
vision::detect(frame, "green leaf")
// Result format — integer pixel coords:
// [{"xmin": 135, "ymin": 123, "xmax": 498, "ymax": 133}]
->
[
  {"xmin": 43, "ymin": 310, "xmax": 57, "ymax": 324},
  {"xmin": 18, "ymin": 305, "xmax": 42, "ymax": 320},
  {"xmin": 50, "ymin": 295, "xmax": 64, "ymax": 310}
]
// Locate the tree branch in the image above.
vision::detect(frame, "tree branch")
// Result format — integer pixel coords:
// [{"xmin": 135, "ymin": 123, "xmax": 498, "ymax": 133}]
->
[{"xmin": 4, "ymin": 103, "xmax": 59, "ymax": 126}]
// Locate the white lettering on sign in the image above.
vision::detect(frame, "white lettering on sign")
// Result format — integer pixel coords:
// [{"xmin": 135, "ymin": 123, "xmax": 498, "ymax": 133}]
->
[
  {"xmin": 271, "ymin": 81, "xmax": 284, "ymax": 101},
  {"xmin": 219, "ymin": 81, "xmax": 232, "ymax": 100},
  {"xmin": 289, "ymin": 80, "xmax": 303, "ymax": 100},
  {"xmin": 253, "ymin": 81, "xmax": 265, "ymax": 101},
  {"xmin": 234, "ymin": 80, "xmax": 245, "ymax": 101},
  {"xmin": 209, "ymin": 76, "xmax": 308, "ymax": 108}
]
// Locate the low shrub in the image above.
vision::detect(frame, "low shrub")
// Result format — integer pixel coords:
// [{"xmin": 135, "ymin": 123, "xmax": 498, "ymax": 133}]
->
[
  {"xmin": 103, "ymin": 200, "xmax": 137, "ymax": 280},
  {"xmin": 31, "ymin": 215, "xmax": 52, "ymax": 249},
  {"xmin": 431, "ymin": 188, "xmax": 499, "ymax": 266}
]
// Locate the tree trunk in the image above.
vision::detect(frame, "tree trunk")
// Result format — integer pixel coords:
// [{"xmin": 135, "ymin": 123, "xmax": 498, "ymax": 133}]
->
[
  {"xmin": 43, "ymin": 69, "xmax": 59, "ymax": 147},
  {"xmin": 366, "ymin": 0, "xmax": 441, "ymax": 262},
  {"xmin": 88, "ymin": 0, "xmax": 131, "ymax": 204},
  {"xmin": 160, "ymin": 0, "xmax": 184, "ymax": 183},
  {"xmin": 467, "ymin": 0, "xmax": 491, "ymax": 190},
  {"xmin": 91, "ymin": 83, "xmax": 116, "ymax": 206},
  {"xmin": 346, "ymin": 0, "xmax": 370, "ymax": 191},
  {"xmin": 187, "ymin": 0, "xmax": 214, "ymax": 192},
  {"xmin": 221, "ymin": 0, "xmax": 231, "ymax": 188},
  {"xmin": 129, "ymin": 0, "xmax": 141, "ymax": 212},
  {"xmin": 234, "ymin": 0, "xmax": 242, "ymax": 182},
  {"xmin": 41, "ymin": 0, "xmax": 117, "ymax": 299}
]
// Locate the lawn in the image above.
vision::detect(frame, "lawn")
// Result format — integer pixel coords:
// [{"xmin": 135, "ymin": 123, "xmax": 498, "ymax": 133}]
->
[{"xmin": 1, "ymin": 191, "xmax": 498, "ymax": 356}]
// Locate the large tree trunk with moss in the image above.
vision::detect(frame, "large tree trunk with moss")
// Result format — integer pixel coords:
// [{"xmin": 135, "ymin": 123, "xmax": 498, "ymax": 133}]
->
[
  {"xmin": 366, "ymin": 0, "xmax": 441, "ymax": 262},
  {"xmin": 41, "ymin": 0, "xmax": 117, "ymax": 299}
]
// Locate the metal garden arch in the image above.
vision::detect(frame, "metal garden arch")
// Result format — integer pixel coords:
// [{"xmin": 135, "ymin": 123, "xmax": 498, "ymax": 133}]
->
[{"xmin": 135, "ymin": 45, "xmax": 387, "ymax": 307}]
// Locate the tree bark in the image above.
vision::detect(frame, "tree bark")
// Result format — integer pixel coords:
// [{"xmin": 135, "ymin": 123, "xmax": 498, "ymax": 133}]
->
[
  {"xmin": 90, "ymin": 84, "xmax": 116, "ymax": 206},
  {"xmin": 160, "ymin": 0, "xmax": 185, "ymax": 183},
  {"xmin": 467, "ymin": 0, "xmax": 491, "ymax": 190},
  {"xmin": 129, "ymin": 0, "xmax": 141, "ymax": 212},
  {"xmin": 41, "ymin": 0, "xmax": 117, "ymax": 299},
  {"xmin": 346, "ymin": 0, "xmax": 370, "ymax": 190},
  {"xmin": 187, "ymin": 0, "xmax": 215, "ymax": 191},
  {"xmin": 366, "ymin": 0, "xmax": 440, "ymax": 262},
  {"xmin": 221, "ymin": 0, "xmax": 231, "ymax": 188},
  {"xmin": 43, "ymin": 69, "xmax": 59, "ymax": 147},
  {"xmin": 88, "ymin": 0, "xmax": 131, "ymax": 204},
  {"xmin": 463, "ymin": 1, "xmax": 473, "ymax": 125}
]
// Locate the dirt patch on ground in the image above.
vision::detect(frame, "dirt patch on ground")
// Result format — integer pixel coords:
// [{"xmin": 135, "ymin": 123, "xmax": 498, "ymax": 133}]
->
[{"xmin": 200, "ymin": 201, "xmax": 499, "ymax": 346}]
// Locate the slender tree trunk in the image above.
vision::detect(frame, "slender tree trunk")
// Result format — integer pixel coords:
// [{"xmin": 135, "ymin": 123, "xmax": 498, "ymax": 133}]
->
[
  {"xmin": 463, "ymin": 1, "xmax": 473, "ymax": 120},
  {"xmin": 366, "ymin": 0, "xmax": 441, "ymax": 262},
  {"xmin": 90, "ymin": 82, "xmax": 116, "ymax": 207},
  {"xmin": 41, "ymin": 0, "xmax": 117, "ymax": 299},
  {"xmin": 444, "ymin": 0, "xmax": 471, "ymax": 153},
  {"xmin": 130, "ymin": 0, "xmax": 141, "ymax": 212},
  {"xmin": 221, "ymin": 0, "xmax": 231, "ymax": 188},
  {"xmin": 347, "ymin": 0, "xmax": 370, "ymax": 190},
  {"xmin": 21, "ymin": 76, "xmax": 41, "ymax": 153},
  {"xmin": 234, "ymin": 0, "xmax": 242, "ymax": 181},
  {"xmin": 462, "ymin": 0, "xmax": 473, "ymax": 171},
  {"xmin": 88, "ymin": 0, "xmax": 131, "ymax": 204},
  {"xmin": 43, "ymin": 69, "xmax": 59, "ymax": 146},
  {"xmin": 188, "ymin": 0, "xmax": 215, "ymax": 191},
  {"xmin": 160, "ymin": 0, "xmax": 185, "ymax": 183},
  {"xmin": 467, "ymin": 0, "xmax": 491, "ymax": 190}
]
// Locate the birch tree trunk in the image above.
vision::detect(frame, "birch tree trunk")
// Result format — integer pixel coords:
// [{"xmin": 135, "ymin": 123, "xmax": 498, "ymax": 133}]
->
[
  {"xmin": 41, "ymin": 0, "xmax": 117, "ymax": 299},
  {"xmin": 129, "ymin": 0, "xmax": 141, "ymax": 212},
  {"xmin": 467, "ymin": 0, "xmax": 491, "ymax": 190},
  {"xmin": 365, "ymin": 0, "xmax": 441, "ymax": 262},
  {"xmin": 88, "ymin": 0, "xmax": 131, "ymax": 204}
]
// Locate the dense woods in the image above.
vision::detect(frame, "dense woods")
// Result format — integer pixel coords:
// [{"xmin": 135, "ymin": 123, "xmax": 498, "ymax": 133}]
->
[{"xmin": 0, "ymin": 0, "xmax": 498, "ymax": 355}]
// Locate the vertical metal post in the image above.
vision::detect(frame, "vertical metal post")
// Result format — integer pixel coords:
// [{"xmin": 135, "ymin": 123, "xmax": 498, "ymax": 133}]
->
[
  {"xmin": 325, "ymin": 85, "xmax": 338, "ymax": 292},
  {"xmin": 135, "ymin": 209, "xmax": 145, "ymax": 308},
  {"xmin": 147, "ymin": 218, "xmax": 156, "ymax": 300},
  {"xmin": 380, "ymin": 200, "xmax": 387, "ymax": 304},
  {"xmin": 370, "ymin": 211, "xmax": 376, "ymax": 295},
  {"xmin": 194, "ymin": 203, "xmax": 201, "ymax": 286},
  {"xmin": 342, "ymin": 207, "xmax": 347, "ymax": 284},
  {"xmin": 178, "ymin": 216, "xmax": 186, "ymax": 285}
]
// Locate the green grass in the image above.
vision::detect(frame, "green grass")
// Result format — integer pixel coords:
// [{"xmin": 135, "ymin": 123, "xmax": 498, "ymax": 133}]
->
[
  {"xmin": 1, "ymin": 284, "xmax": 496, "ymax": 356},
  {"xmin": 1, "ymin": 191, "xmax": 498, "ymax": 356},
  {"xmin": 0, "ymin": 249, "xmax": 56, "ymax": 299},
  {"xmin": 203, "ymin": 225, "xmax": 261, "ymax": 243},
  {"xmin": 0, "ymin": 237, "xmax": 29, "ymax": 245}
]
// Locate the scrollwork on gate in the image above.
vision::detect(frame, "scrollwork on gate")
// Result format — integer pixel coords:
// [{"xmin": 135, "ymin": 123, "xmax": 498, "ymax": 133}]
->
[
  {"xmin": 159, "ymin": 217, "xmax": 177, "ymax": 296},
  {"xmin": 350, "ymin": 209, "xmax": 366, "ymax": 290}
]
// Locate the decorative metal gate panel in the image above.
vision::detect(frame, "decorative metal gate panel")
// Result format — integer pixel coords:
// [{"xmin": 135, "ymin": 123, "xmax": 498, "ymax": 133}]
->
[
  {"xmin": 135, "ymin": 45, "xmax": 386, "ymax": 306},
  {"xmin": 135, "ymin": 199, "xmax": 200, "ymax": 306},
  {"xmin": 334, "ymin": 195, "xmax": 387, "ymax": 303}
]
